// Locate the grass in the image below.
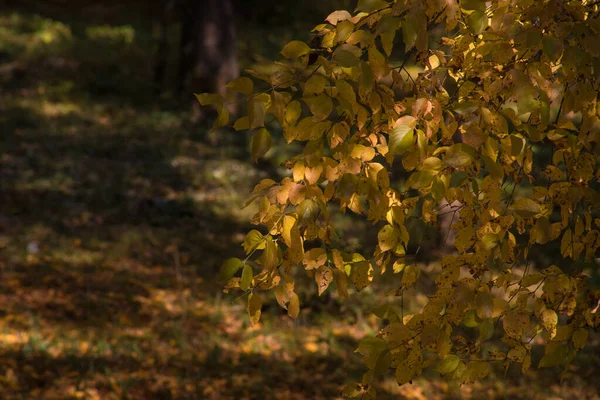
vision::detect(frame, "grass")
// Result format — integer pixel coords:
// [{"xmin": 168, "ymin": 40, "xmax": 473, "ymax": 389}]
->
[{"xmin": 0, "ymin": 4, "xmax": 598, "ymax": 400}]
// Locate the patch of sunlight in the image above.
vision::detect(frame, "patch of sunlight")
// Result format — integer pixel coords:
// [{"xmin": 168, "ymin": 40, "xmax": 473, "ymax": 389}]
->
[
  {"xmin": 49, "ymin": 248, "xmax": 104, "ymax": 266},
  {"xmin": 41, "ymin": 101, "xmax": 82, "ymax": 118},
  {"xmin": 0, "ymin": 331, "xmax": 29, "ymax": 346},
  {"xmin": 85, "ymin": 25, "xmax": 135, "ymax": 45}
]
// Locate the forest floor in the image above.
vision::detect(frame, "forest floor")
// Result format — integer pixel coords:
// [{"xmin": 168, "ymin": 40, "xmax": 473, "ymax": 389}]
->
[{"xmin": 0, "ymin": 6, "xmax": 599, "ymax": 400}]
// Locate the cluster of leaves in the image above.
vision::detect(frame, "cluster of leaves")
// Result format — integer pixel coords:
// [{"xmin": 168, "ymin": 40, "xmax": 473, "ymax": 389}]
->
[{"xmin": 198, "ymin": 0, "xmax": 600, "ymax": 397}]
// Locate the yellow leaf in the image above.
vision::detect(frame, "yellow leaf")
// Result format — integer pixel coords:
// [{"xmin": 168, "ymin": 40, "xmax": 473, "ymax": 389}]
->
[
  {"xmin": 251, "ymin": 128, "xmax": 272, "ymax": 162},
  {"xmin": 396, "ymin": 345, "xmax": 422, "ymax": 385},
  {"xmin": 572, "ymin": 328, "xmax": 588, "ymax": 350},
  {"xmin": 475, "ymin": 291, "xmax": 494, "ymax": 319},
  {"xmin": 316, "ymin": 265, "xmax": 333, "ymax": 296},
  {"xmin": 378, "ymin": 225, "xmax": 399, "ymax": 252},
  {"xmin": 455, "ymin": 227, "xmax": 475, "ymax": 253},
  {"xmin": 392, "ymin": 258, "xmax": 406, "ymax": 274},
  {"xmin": 431, "ymin": 176, "xmax": 446, "ymax": 201},
  {"xmin": 560, "ymin": 228, "xmax": 573, "ymax": 258},
  {"xmin": 212, "ymin": 104, "xmax": 230, "ymax": 131},
  {"xmin": 233, "ymin": 116, "xmax": 250, "ymax": 131},
  {"xmin": 538, "ymin": 343, "xmax": 567, "ymax": 368},
  {"xmin": 285, "ymin": 100, "xmax": 302, "ymax": 126},
  {"xmin": 226, "ymin": 77, "xmax": 253, "ymax": 95},
  {"xmin": 288, "ymin": 292, "xmax": 300, "ymax": 319},
  {"xmin": 368, "ymin": 47, "xmax": 388, "ymax": 81},
  {"xmin": 303, "ymin": 94, "xmax": 333, "ymax": 121},
  {"xmin": 540, "ymin": 309, "xmax": 558, "ymax": 335},
  {"xmin": 388, "ymin": 124, "xmax": 414, "ymax": 158},
  {"xmin": 304, "ymin": 75, "xmax": 329, "ymax": 96},
  {"xmin": 247, "ymin": 292, "xmax": 262, "ymax": 326},
  {"xmin": 194, "ymin": 93, "xmax": 223, "ymax": 105},
  {"xmin": 335, "ymin": 20, "xmax": 354, "ymax": 43},
  {"xmin": 479, "ymin": 318, "xmax": 494, "ymax": 342},
  {"xmin": 281, "ymin": 40, "xmax": 311, "ymax": 58},
  {"xmin": 333, "ymin": 269, "xmax": 349, "ymax": 299},
  {"xmin": 401, "ymin": 265, "xmax": 418, "ymax": 288},
  {"xmin": 243, "ymin": 230, "xmax": 266, "ymax": 254},
  {"xmin": 240, "ymin": 264, "xmax": 253, "ymax": 291},
  {"xmin": 510, "ymin": 198, "xmax": 541, "ymax": 218},
  {"xmin": 352, "ymin": 261, "xmax": 372, "ymax": 291},
  {"xmin": 444, "ymin": 146, "xmax": 474, "ymax": 168},
  {"xmin": 507, "ymin": 346, "xmax": 526, "ymax": 362},
  {"xmin": 503, "ymin": 311, "xmax": 529, "ymax": 339},
  {"xmin": 261, "ymin": 238, "xmax": 279, "ymax": 270},
  {"xmin": 303, "ymin": 248, "xmax": 327, "ymax": 270},
  {"xmin": 435, "ymin": 355, "xmax": 460, "ymax": 375},
  {"xmin": 356, "ymin": 0, "xmax": 389, "ymax": 13}
]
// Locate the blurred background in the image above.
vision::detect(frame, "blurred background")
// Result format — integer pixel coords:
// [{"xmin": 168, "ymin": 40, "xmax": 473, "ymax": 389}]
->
[{"xmin": 0, "ymin": 0, "xmax": 598, "ymax": 399}]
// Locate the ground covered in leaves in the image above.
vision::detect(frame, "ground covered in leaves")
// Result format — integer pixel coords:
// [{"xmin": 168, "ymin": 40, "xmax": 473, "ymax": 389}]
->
[{"xmin": 0, "ymin": 5, "xmax": 598, "ymax": 400}]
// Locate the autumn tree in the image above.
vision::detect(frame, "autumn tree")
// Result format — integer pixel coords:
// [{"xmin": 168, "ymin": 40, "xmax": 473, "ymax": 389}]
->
[{"xmin": 198, "ymin": 0, "xmax": 600, "ymax": 397}]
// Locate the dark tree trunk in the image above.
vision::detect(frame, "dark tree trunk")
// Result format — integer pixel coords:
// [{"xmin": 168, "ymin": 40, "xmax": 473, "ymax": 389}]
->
[
  {"xmin": 177, "ymin": 0, "xmax": 238, "ymax": 119},
  {"xmin": 153, "ymin": 1, "xmax": 172, "ymax": 93}
]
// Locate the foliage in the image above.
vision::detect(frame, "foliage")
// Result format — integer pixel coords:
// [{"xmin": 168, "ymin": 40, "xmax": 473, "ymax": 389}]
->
[{"xmin": 200, "ymin": 0, "xmax": 600, "ymax": 396}]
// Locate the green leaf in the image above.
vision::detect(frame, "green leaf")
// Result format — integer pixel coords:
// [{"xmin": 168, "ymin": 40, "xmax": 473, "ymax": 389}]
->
[
  {"xmin": 402, "ymin": 17, "xmax": 417, "ymax": 51},
  {"xmin": 542, "ymin": 36, "xmax": 563, "ymax": 62},
  {"xmin": 281, "ymin": 40, "xmax": 311, "ymax": 59},
  {"xmin": 478, "ymin": 318, "xmax": 494, "ymax": 342},
  {"xmin": 240, "ymin": 264, "xmax": 253, "ymax": 291},
  {"xmin": 226, "ymin": 77, "xmax": 253, "ymax": 95},
  {"xmin": 431, "ymin": 176, "xmax": 446, "ymax": 201},
  {"xmin": 243, "ymin": 230, "xmax": 266, "ymax": 254},
  {"xmin": 435, "ymin": 355, "xmax": 460, "ymax": 375},
  {"xmin": 466, "ymin": 10, "xmax": 487, "ymax": 34},
  {"xmin": 219, "ymin": 258, "xmax": 242, "ymax": 282},
  {"xmin": 251, "ymin": 128, "xmax": 272, "ymax": 162},
  {"xmin": 450, "ymin": 171, "xmax": 468, "ymax": 187},
  {"xmin": 389, "ymin": 125, "xmax": 414, "ymax": 157}
]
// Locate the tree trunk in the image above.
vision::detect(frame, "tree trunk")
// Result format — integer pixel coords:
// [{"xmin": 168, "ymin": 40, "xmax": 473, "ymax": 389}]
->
[{"xmin": 177, "ymin": 0, "xmax": 238, "ymax": 120}]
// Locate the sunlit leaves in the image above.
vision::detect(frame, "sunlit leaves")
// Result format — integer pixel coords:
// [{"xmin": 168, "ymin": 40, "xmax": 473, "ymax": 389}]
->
[{"xmin": 203, "ymin": 0, "xmax": 600, "ymax": 393}]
